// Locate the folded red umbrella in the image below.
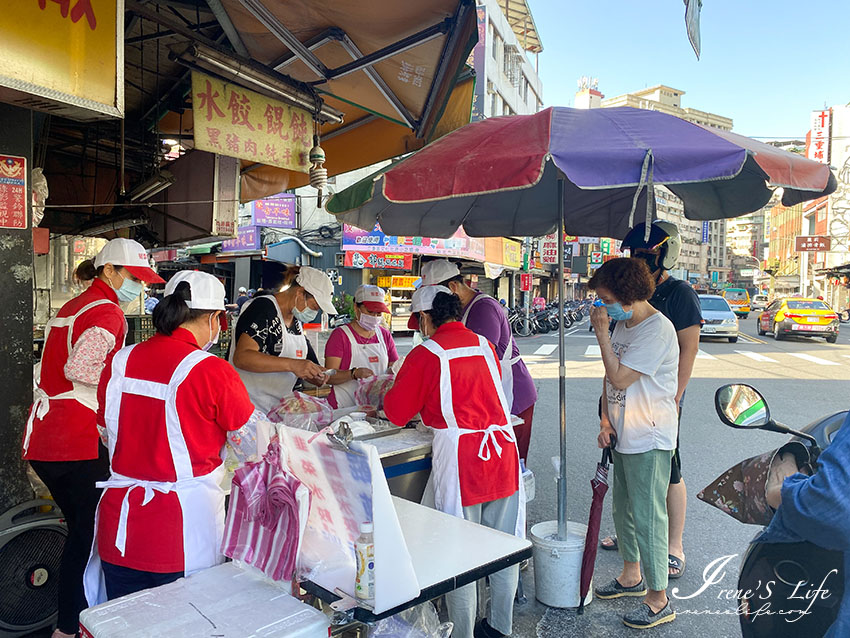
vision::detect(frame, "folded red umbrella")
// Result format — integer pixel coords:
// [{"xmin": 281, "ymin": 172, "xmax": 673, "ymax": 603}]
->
[{"xmin": 578, "ymin": 435, "xmax": 616, "ymax": 614}]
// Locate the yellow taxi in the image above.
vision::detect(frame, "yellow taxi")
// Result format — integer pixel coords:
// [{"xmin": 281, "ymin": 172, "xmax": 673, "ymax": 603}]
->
[
  {"xmin": 721, "ymin": 288, "xmax": 751, "ymax": 318},
  {"xmin": 758, "ymin": 297, "xmax": 840, "ymax": 343}
]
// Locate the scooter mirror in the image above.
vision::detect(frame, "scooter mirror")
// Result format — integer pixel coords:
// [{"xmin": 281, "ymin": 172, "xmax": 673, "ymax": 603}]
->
[{"xmin": 715, "ymin": 384, "xmax": 770, "ymax": 429}]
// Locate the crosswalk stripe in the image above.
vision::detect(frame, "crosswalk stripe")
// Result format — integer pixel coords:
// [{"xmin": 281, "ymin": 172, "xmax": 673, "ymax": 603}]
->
[
  {"xmin": 734, "ymin": 350, "xmax": 778, "ymax": 363},
  {"xmin": 583, "ymin": 345, "xmax": 601, "ymax": 357},
  {"xmin": 788, "ymin": 353, "xmax": 840, "ymax": 366},
  {"xmin": 842, "ymin": 355, "xmax": 850, "ymax": 359},
  {"xmin": 533, "ymin": 344, "xmax": 558, "ymax": 356},
  {"xmin": 696, "ymin": 349, "xmax": 717, "ymax": 359}
]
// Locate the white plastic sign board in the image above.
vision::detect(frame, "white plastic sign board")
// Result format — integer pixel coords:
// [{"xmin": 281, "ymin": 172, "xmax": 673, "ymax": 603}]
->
[{"xmin": 277, "ymin": 426, "xmax": 420, "ymax": 614}]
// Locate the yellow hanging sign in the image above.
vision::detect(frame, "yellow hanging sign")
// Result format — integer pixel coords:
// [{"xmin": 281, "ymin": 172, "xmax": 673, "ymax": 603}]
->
[{"xmin": 191, "ymin": 71, "xmax": 312, "ymax": 173}]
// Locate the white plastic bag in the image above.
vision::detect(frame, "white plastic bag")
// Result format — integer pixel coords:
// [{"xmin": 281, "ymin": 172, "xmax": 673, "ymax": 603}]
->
[
  {"xmin": 267, "ymin": 392, "xmax": 333, "ymax": 431},
  {"xmin": 368, "ymin": 601, "xmax": 453, "ymax": 638}
]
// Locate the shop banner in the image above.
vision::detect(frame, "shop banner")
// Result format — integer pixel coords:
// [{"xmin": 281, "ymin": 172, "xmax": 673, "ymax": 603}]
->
[
  {"xmin": 540, "ymin": 233, "xmax": 558, "ymax": 265},
  {"xmin": 222, "ymin": 225, "xmax": 261, "ymax": 251},
  {"xmin": 0, "ymin": 1, "xmax": 123, "ymax": 118},
  {"xmin": 0, "ymin": 155, "xmax": 27, "ymax": 229},
  {"xmin": 467, "ymin": 6, "xmax": 487, "ymax": 122},
  {"xmin": 252, "ymin": 194, "xmax": 296, "ymax": 228},
  {"xmin": 377, "ymin": 275, "xmax": 420, "ymax": 290},
  {"xmin": 342, "ymin": 223, "xmax": 485, "ymax": 261},
  {"xmin": 192, "ymin": 71, "xmax": 311, "ymax": 172},
  {"xmin": 503, "ymin": 239, "xmax": 522, "ymax": 269},
  {"xmin": 578, "ymin": 236, "xmax": 600, "ymax": 245},
  {"xmin": 344, "ymin": 251, "xmax": 412, "ymax": 270}
]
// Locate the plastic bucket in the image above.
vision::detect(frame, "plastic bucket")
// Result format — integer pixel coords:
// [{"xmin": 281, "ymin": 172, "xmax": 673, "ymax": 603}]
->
[{"xmin": 530, "ymin": 520, "xmax": 593, "ymax": 608}]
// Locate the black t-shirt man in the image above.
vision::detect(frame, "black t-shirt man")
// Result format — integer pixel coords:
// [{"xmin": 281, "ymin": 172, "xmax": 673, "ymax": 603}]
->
[
  {"xmin": 649, "ymin": 276, "xmax": 702, "ymax": 332},
  {"xmin": 231, "ymin": 294, "xmax": 319, "ymax": 363}
]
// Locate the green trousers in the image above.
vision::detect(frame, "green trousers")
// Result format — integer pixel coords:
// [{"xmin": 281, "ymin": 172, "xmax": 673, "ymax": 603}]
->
[{"xmin": 612, "ymin": 448, "xmax": 674, "ymax": 591}]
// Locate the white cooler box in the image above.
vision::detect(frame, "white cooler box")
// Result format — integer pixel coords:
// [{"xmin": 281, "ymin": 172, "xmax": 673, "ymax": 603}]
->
[{"xmin": 79, "ymin": 563, "xmax": 329, "ymax": 638}]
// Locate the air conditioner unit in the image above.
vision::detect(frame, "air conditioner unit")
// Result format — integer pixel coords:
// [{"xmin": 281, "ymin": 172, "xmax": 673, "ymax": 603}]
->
[
  {"xmin": 334, "ymin": 253, "xmax": 345, "ymax": 267},
  {"xmin": 0, "ymin": 500, "xmax": 67, "ymax": 637}
]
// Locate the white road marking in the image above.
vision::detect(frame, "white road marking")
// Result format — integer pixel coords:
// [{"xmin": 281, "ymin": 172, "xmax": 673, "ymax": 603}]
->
[
  {"xmin": 842, "ymin": 355, "xmax": 850, "ymax": 359},
  {"xmin": 696, "ymin": 349, "xmax": 717, "ymax": 359},
  {"xmin": 533, "ymin": 344, "xmax": 558, "ymax": 356},
  {"xmin": 583, "ymin": 345, "xmax": 601, "ymax": 358},
  {"xmin": 788, "ymin": 353, "xmax": 840, "ymax": 366},
  {"xmin": 734, "ymin": 350, "xmax": 778, "ymax": 363}
]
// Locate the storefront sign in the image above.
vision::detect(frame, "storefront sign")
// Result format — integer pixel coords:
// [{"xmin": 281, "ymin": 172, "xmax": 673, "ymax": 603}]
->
[
  {"xmin": 795, "ymin": 235, "xmax": 831, "ymax": 252},
  {"xmin": 345, "ymin": 251, "xmax": 412, "ymax": 270},
  {"xmin": 466, "ymin": 6, "xmax": 487, "ymax": 122},
  {"xmin": 252, "ymin": 194, "xmax": 296, "ymax": 228},
  {"xmin": 563, "ymin": 243, "xmax": 575, "ymax": 268},
  {"xmin": 377, "ymin": 275, "xmax": 420, "ymax": 290},
  {"xmin": 520, "ymin": 273, "xmax": 532, "ymax": 292},
  {"xmin": 807, "ymin": 110, "xmax": 830, "ymax": 164},
  {"xmin": 503, "ymin": 239, "xmax": 521, "ymax": 269},
  {"xmin": 192, "ymin": 71, "xmax": 311, "ymax": 172},
  {"xmin": 579, "ymin": 236, "xmax": 600, "ymax": 245},
  {"xmin": 590, "ymin": 251, "xmax": 603, "ymax": 266},
  {"xmin": 342, "ymin": 223, "xmax": 485, "ymax": 261},
  {"xmin": 600, "ymin": 238, "xmax": 612, "ymax": 255},
  {"xmin": 0, "ymin": 155, "xmax": 27, "ymax": 229},
  {"xmin": 540, "ymin": 233, "xmax": 558, "ymax": 265},
  {"xmin": 0, "ymin": 1, "xmax": 123, "ymax": 118},
  {"xmin": 222, "ymin": 225, "xmax": 261, "ymax": 251},
  {"xmin": 702, "ymin": 221, "xmax": 710, "ymax": 244},
  {"xmin": 73, "ymin": 240, "xmax": 87, "ymax": 254}
]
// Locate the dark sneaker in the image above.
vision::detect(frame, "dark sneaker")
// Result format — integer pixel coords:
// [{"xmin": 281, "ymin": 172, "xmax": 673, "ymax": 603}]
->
[
  {"xmin": 595, "ymin": 578, "xmax": 647, "ymax": 599},
  {"xmin": 474, "ymin": 618, "xmax": 506, "ymax": 638},
  {"xmin": 623, "ymin": 601, "xmax": 676, "ymax": 629}
]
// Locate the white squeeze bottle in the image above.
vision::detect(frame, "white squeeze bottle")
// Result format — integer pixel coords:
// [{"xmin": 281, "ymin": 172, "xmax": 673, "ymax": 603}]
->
[{"xmin": 355, "ymin": 522, "xmax": 375, "ymax": 601}]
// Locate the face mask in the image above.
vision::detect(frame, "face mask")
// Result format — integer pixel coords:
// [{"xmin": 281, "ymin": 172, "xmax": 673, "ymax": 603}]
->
[
  {"xmin": 113, "ymin": 272, "xmax": 144, "ymax": 303},
  {"xmin": 293, "ymin": 294, "xmax": 319, "ymax": 323},
  {"xmin": 357, "ymin": 313, "xmax": 382, "ymax": 332},
  {"xmin": 605, "ymin": 302, "xmax": 634, "ymax": 321},
  {"xmin": 202, "ymin": 313, "xmax": 220, "ymax": 351}
]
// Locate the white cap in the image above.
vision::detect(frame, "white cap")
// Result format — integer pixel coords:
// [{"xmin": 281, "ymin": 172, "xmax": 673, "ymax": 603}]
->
[
  {"xmin": 94, "ymin": 238, "xmax": 164, "ymax": 283},
  {"xmin": 164, "ymin": 271, "xmax": 226, "ymax": 311},
  {"xmin": 408, "ymin": 285, "xmax": 453, "ymax": 329},
  {"xmin": 420, "ymin": 259, "xmax": 460, "ymax": 286},
  {"xmin": 238, "ymin": 286, "xmax": 247, "ymax": 293},
  {"xmin": 296, "ymin": 266, "xmax": 337, "ymax": 315},
  {"xmin": 354, "ymin": 285, "xmax": 390, "ymax": 313}
]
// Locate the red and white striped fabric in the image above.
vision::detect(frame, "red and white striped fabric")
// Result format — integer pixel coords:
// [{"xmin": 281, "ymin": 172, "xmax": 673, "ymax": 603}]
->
[{"xmin": 222, "ymin": 440, "xmax": 310, "ymax": 581}]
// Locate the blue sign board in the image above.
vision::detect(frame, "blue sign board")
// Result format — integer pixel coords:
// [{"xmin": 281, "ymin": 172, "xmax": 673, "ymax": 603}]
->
[{"xmin": 702, "ymin": 221, "xmax": 710, "ymax": 244}]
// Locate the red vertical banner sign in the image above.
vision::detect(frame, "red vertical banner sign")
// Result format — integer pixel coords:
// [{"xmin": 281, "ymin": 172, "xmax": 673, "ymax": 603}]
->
[
  {"xmin": 520, "ymin": 273, "xmax": 532, "ymax": 292},
  {"xmin": 0, "ymin": 155, "xmax": 27, "ymax": 229}
]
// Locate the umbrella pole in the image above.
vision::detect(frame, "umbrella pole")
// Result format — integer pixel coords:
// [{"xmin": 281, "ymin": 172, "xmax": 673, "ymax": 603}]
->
[{"xmin": 556, "ymin": 175, "xmax": 568, "ymax": 541}]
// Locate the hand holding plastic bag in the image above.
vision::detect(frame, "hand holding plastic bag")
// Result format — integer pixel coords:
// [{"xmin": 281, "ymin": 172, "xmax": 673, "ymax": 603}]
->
[
  {"xmin": 267, "ymin": 392, "xmax": 333, "ymax": 431},
  {"xmin": 354, "ymin": 374, "xmax": 395, "ymax": 410}
]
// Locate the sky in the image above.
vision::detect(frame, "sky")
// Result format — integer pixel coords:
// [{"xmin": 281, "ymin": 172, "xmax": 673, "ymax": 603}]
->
[{"xmin": 528, "ymin": 0, "xmax": 850, "ymax": 139}]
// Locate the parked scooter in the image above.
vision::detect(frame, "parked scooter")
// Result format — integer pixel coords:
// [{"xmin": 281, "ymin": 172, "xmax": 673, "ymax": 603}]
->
[{"xmin": 709, "ymin": 383, "xmax": 846, "ymax": 638}]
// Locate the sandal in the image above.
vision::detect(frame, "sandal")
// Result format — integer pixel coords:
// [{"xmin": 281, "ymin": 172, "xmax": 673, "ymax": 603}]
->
[
  {"xmin": 668, "ymin": 554, "xmax": 686, "ymax": 579},
  {"xmin": 599, "ymin": 534, "xmax": 618, "ymax": 551}
]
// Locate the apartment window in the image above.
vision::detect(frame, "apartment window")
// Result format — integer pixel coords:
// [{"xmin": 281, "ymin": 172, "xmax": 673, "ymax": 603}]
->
[
  {"xmin": 492, "ymin": 31, "xmax": 502, "ymax": 63},
  {"xmin": 490, "ymin": 92, "xmax": 498, "ymax": 117}
]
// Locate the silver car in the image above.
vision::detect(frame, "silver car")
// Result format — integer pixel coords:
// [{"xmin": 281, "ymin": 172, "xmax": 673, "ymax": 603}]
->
[{"xmin": 699, "ymin": 294, "xmax": 739, "ymax": 343}]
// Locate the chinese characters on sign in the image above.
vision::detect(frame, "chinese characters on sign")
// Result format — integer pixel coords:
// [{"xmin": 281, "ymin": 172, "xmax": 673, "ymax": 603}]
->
[
  {"xmin": 807, "ymin": 110, "xmax": 831, "ymax": 164},
  {"xmin": 192, "ymin": 72, "xmax": 311, "ymax": 172},
  {"xmin": 344, "ymin": 251, "xmax": 413, "ymax": 270},
  {"xmin": 0, "ymin": 155, "xmax": 27, "ymax": 230},
  {"xmin": 795, "ymin": 235, "xmax": 831, "ymax": 252},
  {"xmin": 252, "ymin": 194, "xmax": 296, "ymax": 229},
  {"xmin": 540, "ymin": 233, "xmax": 558, "ymax": 265},
  {"xmin": 222, "ymin": 226, "xmax": 261, "ymax": 252},
  {"xmin": 342, "ymin": 223, "xmax": 486, "ymax": 261},
  {"xmin": 377, "ymin": 276, "xmax": 420, "ymax": 290},
  {"xmin": 520, "ymin": 273, "xmax": 532, "ymax": 292}
]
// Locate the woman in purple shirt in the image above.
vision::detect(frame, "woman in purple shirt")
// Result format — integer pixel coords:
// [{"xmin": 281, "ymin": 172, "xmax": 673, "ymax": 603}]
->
[{"xmin": 421, "ymin": 259, "xmax": 538, "ymax": 462}]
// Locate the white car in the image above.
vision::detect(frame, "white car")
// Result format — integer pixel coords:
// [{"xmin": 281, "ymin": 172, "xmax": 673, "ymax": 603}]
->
[
  {"xmin": 699, "ymin": 294, "xmax": 739, "ymax": 343},
  {"xmin": 751, "ymin": 294, "xmax": 769, "ymax": 311}
]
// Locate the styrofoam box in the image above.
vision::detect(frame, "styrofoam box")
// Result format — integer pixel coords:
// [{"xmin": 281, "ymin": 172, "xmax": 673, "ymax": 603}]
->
[{"xmin": 79, "ymin": 563, "xmax": 329, "ymax": 637}]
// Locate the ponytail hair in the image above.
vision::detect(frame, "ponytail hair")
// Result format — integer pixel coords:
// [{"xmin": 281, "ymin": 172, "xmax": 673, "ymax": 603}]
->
[
  {"xmin": 75, "ymin": 259, "xmax": 121, "ymax": 284},
  {"xmin": 152, "ymin": 281, "xmax": 209, "ymax": 336},
  {"xmin": 259, "ymin": 263, "xmax": 301, "ymax": 295}
]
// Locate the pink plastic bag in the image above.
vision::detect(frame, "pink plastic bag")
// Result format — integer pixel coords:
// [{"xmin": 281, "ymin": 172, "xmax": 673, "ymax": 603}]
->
[
  {"xmin": 267, "ymin": 392, "xmax": 333, "ymax": 431},
  {"xmin": 354, "ymin": 374, "xmax": 395, "ymax": 410}
]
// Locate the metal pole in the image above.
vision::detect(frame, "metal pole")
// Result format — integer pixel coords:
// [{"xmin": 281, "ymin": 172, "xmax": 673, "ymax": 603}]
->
[{"xmin": 556, "ymin": 176, "xmax": 568, "ymax": 540}]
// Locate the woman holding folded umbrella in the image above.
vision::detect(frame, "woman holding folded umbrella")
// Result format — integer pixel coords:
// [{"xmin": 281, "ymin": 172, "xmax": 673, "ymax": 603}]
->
[{"xmin": 588, "ymin": 258, "xmax": 680, "ymax": 630}]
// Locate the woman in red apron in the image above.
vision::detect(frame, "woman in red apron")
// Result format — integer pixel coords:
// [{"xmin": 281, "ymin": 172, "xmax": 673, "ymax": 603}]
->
[
  {"xmin": 84, "ymin": 271, "xmax": 254, "ymax": 604},
  {"xmin": 324, "ymin": 284, "xmax": 399, "ymax": 409},
  {"xmin": 23, "ymin": 238, "xmax": 163, "ymax": 638},
  {"xmin": 384, "ymin": 286, "xmax": 525, "ymax": 638}
]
